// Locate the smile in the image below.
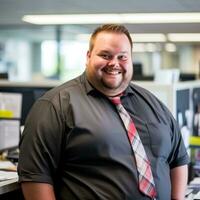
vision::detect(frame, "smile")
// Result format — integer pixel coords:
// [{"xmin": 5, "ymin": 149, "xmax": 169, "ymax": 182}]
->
[{"xmin": 103, "ymin": 68, "xmax": 122, "ymax": 75}]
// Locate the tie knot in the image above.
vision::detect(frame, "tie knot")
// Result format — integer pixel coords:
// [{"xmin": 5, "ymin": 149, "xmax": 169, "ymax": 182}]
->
[{"xmin": 109, "ymin": 96, "xmax": 121, "ymax": 105}]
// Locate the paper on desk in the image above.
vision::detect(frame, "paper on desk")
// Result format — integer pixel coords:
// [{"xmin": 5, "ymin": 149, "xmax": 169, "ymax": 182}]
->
[
  {"xmin": 190, "ymin": 177, "xmax": 200, "ymax": 183},
  {"xmin": 0, "ymin": 170, "xmax": 18, "ymax": 180},
  {"xmin": 0, "ymin": 92, "xmax": 22, "ymax": 119},
  {"xmin": 0, "ymin": 161, "xmax": 17, "ymax": 171}
]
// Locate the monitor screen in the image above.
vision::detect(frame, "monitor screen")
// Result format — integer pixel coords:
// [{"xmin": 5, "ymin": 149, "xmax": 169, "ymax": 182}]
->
[
  {"xmin": 133, "ymin": 62, "xmax": 143, "ymax": 76},
  {"xmin": 0, "ymin": 84, "xmax": 53, "ymax": 125},
  {"xmin": 0, "ymin": 119, "xmax": 20, "ymax": 153},
  {"xmin": 0, "ymin": 82, "xmax": 54, "ymax": 153}
]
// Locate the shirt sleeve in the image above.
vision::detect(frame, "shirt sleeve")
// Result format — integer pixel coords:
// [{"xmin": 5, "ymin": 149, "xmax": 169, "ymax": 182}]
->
[
  {"xmin": 17, "ymin": 98, "xmax": 65, "ymax": 185},
  {"xmin": 167, "ymin": 113, "xmax": 190, "ymax": 169}
]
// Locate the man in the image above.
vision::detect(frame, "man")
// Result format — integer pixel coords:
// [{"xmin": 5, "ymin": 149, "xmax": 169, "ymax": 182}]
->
[{"xmin": 18, "ymin": 24, "xmax": 189, "ymax": 200}]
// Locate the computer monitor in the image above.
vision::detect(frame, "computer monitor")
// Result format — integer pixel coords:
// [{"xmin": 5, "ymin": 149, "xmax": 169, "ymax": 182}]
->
[
  {"xmin": 0, "ymin": 73, "xmax": 8, "ymax": 80},
  {"xmin": 0, "ymin": 92, "xmax": 22, "ymax": 153},
  {"xmin": 179, "ymin": 73, "xmax": 196, "ymax": 81},
  {"xmin": 0, "ymin": 84, "xmax": 54, "ymax": 125},
  {"xmin": 133, "ymin": 62, "xmax": 143, "ymax": 76},
  {"xmin": 0, "ymin": 120, "xmax": 20, "ymax": 153}
]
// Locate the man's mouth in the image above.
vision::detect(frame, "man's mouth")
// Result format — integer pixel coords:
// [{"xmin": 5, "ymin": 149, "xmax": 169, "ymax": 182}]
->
[{"xmin": 102, "ymin": 68, "xmax": 122, "ymax": 75}]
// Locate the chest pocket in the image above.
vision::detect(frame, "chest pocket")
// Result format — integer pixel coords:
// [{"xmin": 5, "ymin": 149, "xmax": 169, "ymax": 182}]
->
[{"xmin": 146, "ymin": 122, "xmax": 172, "ymax": 159}]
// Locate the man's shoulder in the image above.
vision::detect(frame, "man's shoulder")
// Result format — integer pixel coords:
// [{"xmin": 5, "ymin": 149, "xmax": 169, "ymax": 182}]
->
[
  {"xmin": 129, "ymin": 82, "xmax": 156, "ymax": 99},
  {"xmin": 42, "ymin": 74, "xmax": 85, "ymax": 100},
  {"xmin": 129, "ymin": 82, "xmax": 171, "ymax": 114}
]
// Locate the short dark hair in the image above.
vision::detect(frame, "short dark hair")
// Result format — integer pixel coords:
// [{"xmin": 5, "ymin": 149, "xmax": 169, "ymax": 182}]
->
[{"xmin": 89, "ymin": 24, "xmax": 133, "ymax": 51}]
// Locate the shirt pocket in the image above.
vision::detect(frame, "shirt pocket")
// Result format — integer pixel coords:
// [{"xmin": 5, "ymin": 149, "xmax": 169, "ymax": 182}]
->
[{"xmin": 146, "ymin": 122, "xmax": 172, "ymax": 158}]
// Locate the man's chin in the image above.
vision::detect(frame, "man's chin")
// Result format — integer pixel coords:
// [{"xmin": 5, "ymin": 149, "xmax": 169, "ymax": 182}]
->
[{"xmin": 102, "ymin": 82, "xmax": 121, "ymax": 90}]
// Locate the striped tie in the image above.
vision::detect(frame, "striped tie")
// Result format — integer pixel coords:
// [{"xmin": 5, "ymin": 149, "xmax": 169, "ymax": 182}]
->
[{"xmin": 109, "ymin": 96, "xmax": 156, "ymax": 199}]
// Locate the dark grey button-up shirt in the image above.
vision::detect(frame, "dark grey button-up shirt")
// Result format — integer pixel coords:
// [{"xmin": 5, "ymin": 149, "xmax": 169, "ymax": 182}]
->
[{"xmin": 18, "ymin": 73, "xmax": 189, "ymax": 200}]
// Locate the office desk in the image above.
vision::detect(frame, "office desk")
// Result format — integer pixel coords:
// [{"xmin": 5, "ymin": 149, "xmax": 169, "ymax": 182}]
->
[
  {"xmin": 186, "ymin": 177, "xmax": 200, "ymax": 199},
  {"xmin": 0, "ymin": 178, "xmax": 23, "ymax": 200},
  {"xmin": 0, "ymin": 178, "xmax": 19, "ymax": 194}
]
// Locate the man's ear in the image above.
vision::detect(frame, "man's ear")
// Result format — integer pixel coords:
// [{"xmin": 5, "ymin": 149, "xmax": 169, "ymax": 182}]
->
[
  {"xmin": 87, "ymin": 50, "xmax": 91, "ymax": 58},
  {"xmin": 86, "ymin": 50, "xmax": 91, "ymax": 66}
]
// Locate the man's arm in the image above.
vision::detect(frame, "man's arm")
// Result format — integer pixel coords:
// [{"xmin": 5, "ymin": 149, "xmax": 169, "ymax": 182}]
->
[
  {"xmin": 21, "ymin": 182, "xmax": 56, "ymax": 200},
  {"xmin": 170, "ymin": 165, "xmax": 188, "ymax": 200}
]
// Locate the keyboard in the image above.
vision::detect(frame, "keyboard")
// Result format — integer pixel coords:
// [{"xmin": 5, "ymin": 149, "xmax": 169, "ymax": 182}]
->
[{"xmin": 0, "ymin": 170, "xmax": 18, "ymax": 181}]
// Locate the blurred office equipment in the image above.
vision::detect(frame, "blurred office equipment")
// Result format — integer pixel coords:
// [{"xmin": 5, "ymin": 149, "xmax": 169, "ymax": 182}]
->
[
  {"xmin": 154, "ymin": 69, "xmax": 180, "ymax": 83},
  {"xmin": 0, "ymin": 120, "xmax": 20, "ymax": 153},
  {"xmin": 0, "ymin": 73, "xmax": 8, "ymax": 80},
  {"xmin": 132, "ymin": 62, "xmax": 154, "ymax": 81},
  {"xmin": 0, "ymin": 93, "xmax": 22, "ymax": 154},
  {"xmin": 133, "ymin": 62, "xmax": 143, "ymax": 76},
  {"xmin": 180, "ymin": 73, "xmax": 196, "ymax": 81},
  {"xmin": 0, "ymin": 80, "xmax": 59, "ymax": 125}
]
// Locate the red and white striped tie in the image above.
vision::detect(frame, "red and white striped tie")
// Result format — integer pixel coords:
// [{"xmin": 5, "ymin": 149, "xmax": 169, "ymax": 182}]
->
[{"xmin": 109, "ymin": 96, "xmax": 156, "ymax": 199}]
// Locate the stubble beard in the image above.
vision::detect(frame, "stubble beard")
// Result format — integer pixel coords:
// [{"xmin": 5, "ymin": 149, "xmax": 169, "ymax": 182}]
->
[{"xmin": 100, "ymin": 74, "xmax": 131, "ymax": 95}]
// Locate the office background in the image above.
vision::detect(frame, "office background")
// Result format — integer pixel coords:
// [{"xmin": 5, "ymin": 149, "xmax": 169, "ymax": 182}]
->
[
  {"xmin": 1, "ymin": 1, "xmax": 200, "ymax": 199},
  {"xmin": 0, "ymin": 0, "xmax": 200, "ymax": 82}
]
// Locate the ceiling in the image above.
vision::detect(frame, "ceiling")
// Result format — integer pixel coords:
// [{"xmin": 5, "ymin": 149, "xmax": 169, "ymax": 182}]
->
[{"xmin": 0, "ymin": 0, "xmax": 200, "ymax": 34}]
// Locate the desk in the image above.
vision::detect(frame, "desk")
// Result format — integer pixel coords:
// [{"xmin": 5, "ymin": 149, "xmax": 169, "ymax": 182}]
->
[
  {"xmin": 186, "ymin": 177, "xmax": 200, "ymax": 199},
  {"xmin": 0, "ymin": 178, "xmax": 19, "ymax": 195},
  {"xmin": 0, "ymin": 178, "xmax": 23, "ymax": 200}
]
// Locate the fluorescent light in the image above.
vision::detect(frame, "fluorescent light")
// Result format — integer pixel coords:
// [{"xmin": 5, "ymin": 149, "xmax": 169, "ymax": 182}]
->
[
  {"xmin": 145, "ymin": 43, "xmax": 158, "ymax": 52},
  {"xmin": 22, "ymin": 13, "xmax": 200, "ymax": 25},
  {"xmin": 122, "ymin": 13, "xmax": 200, "ymax": 23},
  {"xmin": 165, "ymin": 43, "xmax": 176, "ymax": 52},
  {"xmin": 168, "ymin": 33, "xmax": 200, "ymax": 42},
  {"xmin": 22, "ymin": 14, "xmax": 123, "ymax": 25},
  {"xmin": 133, "ymin": 43, "xmax": 161, "ymax": 52},
  {"xmin": 131, "ymin": 34, "xmax": 166, "ymax": 42}
]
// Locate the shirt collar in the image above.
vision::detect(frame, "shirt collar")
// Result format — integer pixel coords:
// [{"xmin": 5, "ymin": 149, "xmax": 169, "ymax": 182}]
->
[{"xmin": 80, "ymin": 72, "xmax": 96, "ymax": 95}]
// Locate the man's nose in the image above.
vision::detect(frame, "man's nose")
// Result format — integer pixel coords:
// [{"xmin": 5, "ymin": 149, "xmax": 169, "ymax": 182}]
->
[{"xmin": 108, "ymin": 57, "xmax": 119, "ymax": 67}]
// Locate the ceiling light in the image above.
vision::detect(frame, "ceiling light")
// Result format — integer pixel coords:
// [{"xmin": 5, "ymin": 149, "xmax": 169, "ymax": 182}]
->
[
  {"xmin": 168, "ymin": 33, "xmax": 200, "ymax": 42},
  {"xmin": 122, "ymin": 13, "xmax": 200, "ymax": 23},
  {"xmin": 131, "ymin": 34, "xmax": 166, "ymax": 42},
  {"xmin": 22, "ymin": 14, "xmax": 123, "ymax": 25},
  {"xmin": 145, "ymin": 43, "xmax": 158, "ymax": 52},
  {"xmin": 22, "ymin": 13, "xmax": 200, "ymax": 25},
  {"xmin": 165, "ymin": 43, "xmax": 176, "ymax": 52}
]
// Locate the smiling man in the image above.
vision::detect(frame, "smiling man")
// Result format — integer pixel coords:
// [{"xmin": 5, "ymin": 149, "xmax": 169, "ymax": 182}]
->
[
  {"xmin": 18, "ymin": 24, "xmax": 189, "ymax": 200},
  {"xmin": 86, "ymin": 26, "xmax": 133, "ymax": 96}
]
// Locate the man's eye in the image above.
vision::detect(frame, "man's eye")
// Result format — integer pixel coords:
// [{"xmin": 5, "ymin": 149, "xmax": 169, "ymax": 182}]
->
[
  {"xmin": 100, "ymin": 54, "xmax": 111, "ymax": 59},
  {"xmin": 118, "ymin": 55, "xmax": 127, "ymax": 60}
]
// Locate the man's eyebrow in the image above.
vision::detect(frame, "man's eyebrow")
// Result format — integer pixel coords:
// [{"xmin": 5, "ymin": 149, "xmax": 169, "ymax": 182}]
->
[
  {"xmin": 98, "ymin": 50, "xmax": 110, "ymax": 54},
  {"xmin": 98, "ymin": 50, "xmax": 128, "ymax": 54}
]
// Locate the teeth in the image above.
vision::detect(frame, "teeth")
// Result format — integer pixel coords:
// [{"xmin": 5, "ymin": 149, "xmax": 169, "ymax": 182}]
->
[
  {"xmin": 104, "ymin": 68, "xmax": 121, "ymax": 74},
  {"xmin": 108, "ymin": 71, "xmax": 119, "ymax": 75}
]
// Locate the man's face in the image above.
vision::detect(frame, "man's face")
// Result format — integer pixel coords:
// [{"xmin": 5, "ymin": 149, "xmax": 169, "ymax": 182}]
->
[{"xmin": 86, "ymin": 32, "xmax": 133, "ymax": 96}]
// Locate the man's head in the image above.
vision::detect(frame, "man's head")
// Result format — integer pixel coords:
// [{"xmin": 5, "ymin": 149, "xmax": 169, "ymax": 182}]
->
[{"xmin": 86, "ymin": 24, "xmax": 133, "ymax": 97}]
